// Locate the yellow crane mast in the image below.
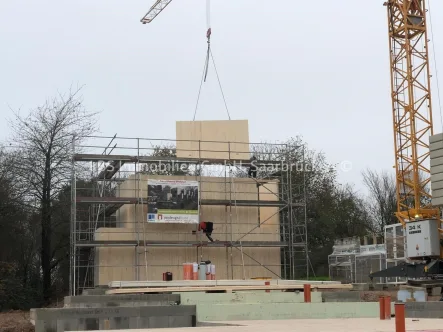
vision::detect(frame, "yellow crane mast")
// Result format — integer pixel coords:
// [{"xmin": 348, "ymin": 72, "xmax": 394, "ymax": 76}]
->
[
  {"xmin": 373, "ymin": 0, "xmax": 443, "ymax": 282},
  {"xmin": 385, "ymin": 0, "xmax": 439, "ymax": 226}
]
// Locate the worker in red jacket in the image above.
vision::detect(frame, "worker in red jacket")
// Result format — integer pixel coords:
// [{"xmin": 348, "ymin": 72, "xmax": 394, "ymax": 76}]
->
[{"xmin": 198, "ymin": 221, "xmax": 214, "ymax": 242}]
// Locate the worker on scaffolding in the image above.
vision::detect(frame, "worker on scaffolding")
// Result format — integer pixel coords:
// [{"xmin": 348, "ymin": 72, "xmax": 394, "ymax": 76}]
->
[
  {"xmin": 199, "ymin": 221, "xmax": 214, "ymax": 242},
  {"xmin": 248, "ymin": 155, "xmax": 257, "ymax": 178}
]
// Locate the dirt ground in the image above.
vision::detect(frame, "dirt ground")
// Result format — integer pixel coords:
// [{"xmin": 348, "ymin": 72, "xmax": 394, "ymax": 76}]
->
[{"xmin": 0, "ymin": 311, "xmax": 34, "ymax": 332}]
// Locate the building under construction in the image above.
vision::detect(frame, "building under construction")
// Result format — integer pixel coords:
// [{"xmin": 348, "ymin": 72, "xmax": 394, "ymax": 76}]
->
[{"xmin": 70, "ymin": 120, "xmax": 309, "ymax": 295}]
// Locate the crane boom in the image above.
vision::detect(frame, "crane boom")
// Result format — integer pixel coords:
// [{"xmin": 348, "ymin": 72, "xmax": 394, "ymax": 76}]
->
[
  {"xmin": 141, "ymin": 0, "xmax": 173, "ymax": 24},
  {"xmin": 385, "ymin": 0, "xmax": 440, "ymax": 225}
]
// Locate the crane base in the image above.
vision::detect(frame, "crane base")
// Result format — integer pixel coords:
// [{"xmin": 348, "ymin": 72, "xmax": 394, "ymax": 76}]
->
[{"xmin": 369, "ymin": 259, "xmax": 443, "ymax": 280}]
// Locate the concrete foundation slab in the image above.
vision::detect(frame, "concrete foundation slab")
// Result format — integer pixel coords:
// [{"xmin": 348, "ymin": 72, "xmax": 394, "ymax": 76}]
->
[
  {"xmin": 321, "ymin": 291, "xmax": 361, "ymax": 302},
  {"xmin": 64, "ymin": 294, "xmax": 180, "ymax": 308},
  {"xmin": 31, "ymin": 305, "xmax": 196, "ymax": 332},
  {"xmin": 75, "ymin": 318, "xmax": 443, "ymax": 332},
  {"xmin": 194, "ymin": 302, "xmax": 394, "ymax": 321},
  {"xmin": 81, "ymin": 289, "xmax": 108, "ymax": 296},
  {"xmin": 406, "ymin": 301, "xmax": 443, "ymax": 318},
  {"xmin": 176, "ymin": 291, "xmax": 322, "ymax": 305}
]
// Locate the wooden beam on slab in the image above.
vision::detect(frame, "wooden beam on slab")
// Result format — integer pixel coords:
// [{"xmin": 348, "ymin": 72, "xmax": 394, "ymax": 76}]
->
[
  {"xmin": 108, "ymin": 279, "xmax": 343, "ymax": 288},
  {"xmin": 105, "ymin": 284, "xmax": 353, "ymax": 295}
]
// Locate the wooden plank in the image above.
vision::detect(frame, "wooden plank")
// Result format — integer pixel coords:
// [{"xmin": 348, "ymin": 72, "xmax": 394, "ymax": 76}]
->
[
  {"xmin": 108, "ymin": 279, "xmax": 342, "ymax": 288},
  {"xmin": 105, "ymin": 284, "xmax": 353, "ymax": 295},
  {"xmin": 176, "ymin": 120, "xmax": 250, "ymax": 160}
]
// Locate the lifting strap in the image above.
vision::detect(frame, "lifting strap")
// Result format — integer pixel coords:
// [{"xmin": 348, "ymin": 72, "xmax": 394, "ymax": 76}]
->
[{"xmin": 193, "ymin": 0, "xmax": 231, "ymax": 121}]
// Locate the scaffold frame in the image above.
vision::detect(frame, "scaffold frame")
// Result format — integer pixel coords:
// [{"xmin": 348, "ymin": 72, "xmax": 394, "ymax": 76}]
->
[{"xmin": 70, "ymin": 135, "xmax": 308, "ymax": 295}]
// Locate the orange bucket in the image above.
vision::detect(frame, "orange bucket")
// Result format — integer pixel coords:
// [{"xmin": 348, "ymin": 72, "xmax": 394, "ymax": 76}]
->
[{"xmin": 183, "ymin": 263, "xmax": 193, "ymax": 280}]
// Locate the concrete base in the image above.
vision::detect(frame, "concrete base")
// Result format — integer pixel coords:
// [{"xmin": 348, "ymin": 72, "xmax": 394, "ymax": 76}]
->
[
  {"xmin": 321, "ymin": 291, "xmax": 361, "ymax": 302},
  {"xmin": 30, "ymin": 305, "xmax": 196, "ymax": 332},
  {"xmin": 406, "ymin": 301, "xmax": 443, "ymax": 318},
  {"xmin": 195, "ymin": 302, "xmax": 393, "ymax": 321},
  {"xmin": 81, "ymin": 288, "xmax": 108, "ymax": 296},
  {"xmin": 173, "ymin": 291, "xmax": 396, "ymax": 321},
  {"xmin": 176, "ymin": 291, "xmax": 322, "ymax": 305},
  {"xmin": 64, "ymin": 294, "xmax": 180, "ymax": 308}
]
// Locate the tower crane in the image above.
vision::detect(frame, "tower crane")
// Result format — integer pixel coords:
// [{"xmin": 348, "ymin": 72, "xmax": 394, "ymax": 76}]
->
[
  {"xmin": 139, "ymin": 0, "xmax": 443, "ymax": 280},
  {"xmin": 140, "ymin": 0, "xmax": 173, "ymax": 24},
  {"xmin": 370, "ymin": 0, "xmax": 443, "ymax": 282}
]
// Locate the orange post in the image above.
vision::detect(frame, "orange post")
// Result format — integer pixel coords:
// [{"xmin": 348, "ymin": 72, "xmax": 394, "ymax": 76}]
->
[
  {"xmin": 303, "ymin": 284, "xmax": 311, "ymax": 303},
  {"xmin": 265, "ymin": 281, "xmax": 270, "ymax": 293},
  {"xmin": 395, "ymin": 303, "xmax": 405, "ymax": 332},
  {"xmin": 384, "ymin": 296, "xmax": 391, "ymax": 319},
  {"xmin": 379, "ymin": 296, "xmax": 385, "ymax": 320}
]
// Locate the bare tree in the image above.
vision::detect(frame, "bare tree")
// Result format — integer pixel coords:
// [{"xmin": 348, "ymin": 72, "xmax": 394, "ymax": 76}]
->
[
  {"xmin": 362, "ymin": 168, "xmax": 397, "ymax": 235},
  {"xmin": 8, "ymin": 87, "xmax": 98, "ymax": 303},
  {"xmin": 141, "ymin": 144, "xmax": 190, "ymax": 176}
]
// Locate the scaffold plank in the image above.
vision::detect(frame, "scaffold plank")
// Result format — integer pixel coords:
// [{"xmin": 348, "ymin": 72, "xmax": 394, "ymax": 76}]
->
[
  {"xmin": 76, "ymin": 197, "xmax": 138, "ymax": 204},
  {"xmin": 74, "ymin": 240, "xmax": 290, "ymax": 248},
  {"xmin": 73, "ymin": 153, "xmax": 283, "ymax": 165},
  {"xmin": 75, "ymin": 196, "xmax": 302, "ymax": 207},
  {"xmin": 200, "ymin": 199, "xmax": 304, "ymax": 207}
]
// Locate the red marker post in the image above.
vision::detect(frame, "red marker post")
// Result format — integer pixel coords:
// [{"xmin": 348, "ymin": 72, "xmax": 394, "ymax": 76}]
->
[
  {"xmin": 395, "ymin": 303, "xmax": 405, "ymax": 332},
  {"xmin": 384, "ymin": 295, "xmax": 391, "ymax": 319},
  {"xmin": 379, "ymin": 296, "xmax": 385, "ymax": 320},
  {"xmin": 303, "ymin": 284, "xmax": 311, "ymax": 303}
]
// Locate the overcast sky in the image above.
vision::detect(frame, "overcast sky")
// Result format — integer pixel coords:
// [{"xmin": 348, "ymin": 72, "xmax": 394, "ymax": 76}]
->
[{"xmin": 1, "ymin": 0, "xmax": 443, "ymax": 195}]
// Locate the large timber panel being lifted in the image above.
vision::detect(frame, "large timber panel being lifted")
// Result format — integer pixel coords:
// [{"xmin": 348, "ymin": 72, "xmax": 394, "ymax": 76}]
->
[
  {"xmin": 430, "ymin": 133, "xmax": 443, "ymax": 206},
  {"xmin": 176, "ymin": 120, "xmax": 250, "ymax": 160}
]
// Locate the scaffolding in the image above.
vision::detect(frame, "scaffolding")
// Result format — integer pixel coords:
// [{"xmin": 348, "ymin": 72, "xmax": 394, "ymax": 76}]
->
[
  {"xmin": 328, "ymin": 237, "xmax": 386, "ymax": 284},
  {"xmin": 70, "ymin": 135, "xmax": 308, "ymax": 295},
  {"xmin": 384, "ymin": 223, "xmax": 407, "ymax": 284}
]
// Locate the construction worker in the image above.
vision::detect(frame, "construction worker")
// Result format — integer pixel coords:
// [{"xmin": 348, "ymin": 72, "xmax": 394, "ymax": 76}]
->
[
  {"xmin": 198, "ymin": 221, "xmax": 214, "ymax": 242},
  {"xmin": 248, "ymin": 155, "xmax": 257, "ymax": 178}
]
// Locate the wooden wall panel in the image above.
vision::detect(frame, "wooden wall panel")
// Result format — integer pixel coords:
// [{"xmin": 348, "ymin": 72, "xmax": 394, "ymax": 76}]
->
[
  {"xmin": 94, "ymin": 228, "xmax": 137, "ymax": 284},
  {"xmin": 94, "ymin": 236, "xmax": 280, "ymax": 284},
  {"xmin": 176, "ymin": 120, "xmax": 250, "ymax": 160},
  {"xmin": 94, "ymin": 174, "xmax": 282, "ymax": 286}
]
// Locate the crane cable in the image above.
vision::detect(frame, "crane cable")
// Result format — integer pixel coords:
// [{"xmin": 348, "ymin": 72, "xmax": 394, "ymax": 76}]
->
[
  {"xmin": 203, "ymin": 0, "xmax": 211, "ymax": 83},
  {"xmin": 427, "ymin": 0, "xmax": 443, "ymax": 133},
  {"xmin": 193, "ymin": 0, "xmax": 231, "ymax": 121}
]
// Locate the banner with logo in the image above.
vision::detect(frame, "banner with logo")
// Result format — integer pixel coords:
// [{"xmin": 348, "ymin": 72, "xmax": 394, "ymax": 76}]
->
[{"xmin": 147, "ymin": 179, "xmax": 199, "ymax": 224}]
